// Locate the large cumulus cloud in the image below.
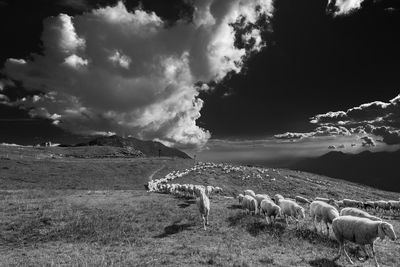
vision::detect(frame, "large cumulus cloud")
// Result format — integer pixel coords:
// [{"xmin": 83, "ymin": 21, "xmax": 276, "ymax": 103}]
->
[{"xmin": 1, "ymin": 0, "xmax": 273, "ymax": 148}]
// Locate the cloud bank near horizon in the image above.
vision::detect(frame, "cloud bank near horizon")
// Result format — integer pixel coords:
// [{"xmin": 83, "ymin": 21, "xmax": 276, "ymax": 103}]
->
[
  {"xmin": 274, "ymin": 93, "xmax": 400, "ymax": 147},
  {"xmin": 1, "ymin": 0, "xmax": 273, "ymax": 148}
]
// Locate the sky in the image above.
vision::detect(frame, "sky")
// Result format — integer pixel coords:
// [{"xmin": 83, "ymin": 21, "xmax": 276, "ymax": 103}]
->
[{"xmin": 1, "ymin": 0, "xmax": 400, "ymax": 165}]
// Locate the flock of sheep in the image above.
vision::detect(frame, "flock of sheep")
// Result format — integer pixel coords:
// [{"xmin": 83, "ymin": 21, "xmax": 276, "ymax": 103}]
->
[
  {"xmin": 238, "ymin": 190, "xmax": 397, "ymax": 267},
  {"xmin": 147, "ymin": 162, "xmax": 399, "ymax": 267}
]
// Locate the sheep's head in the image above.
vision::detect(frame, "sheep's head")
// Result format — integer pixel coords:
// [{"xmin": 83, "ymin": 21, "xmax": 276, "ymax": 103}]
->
[
  {"xmin": 297, "ymin": 207, "xmax": 305, "ymax": 219},
  {"xmin": 378, "ymin": 222, "xmax": 397, "ymax": 241}
]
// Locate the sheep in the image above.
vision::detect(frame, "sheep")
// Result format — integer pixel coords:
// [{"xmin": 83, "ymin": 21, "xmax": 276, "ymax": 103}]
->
[
  {"xmin": 273, "ymin": 194, "xmax": 284, "ymax": 205},
  {"xmin": 206, "ymin": 185, "xmax": 214, "ymax": 197},
  {"xmin": 254, "ymin": 194, "xmax": 271, "ymax": 214},
  {"xmin": 260, "ymin": 198, "xmax": 281, "ymax": 224},
  {"xmin": 295, "ymin": 195, "xmax": 311, "ymax": 205},
  {"xmin": 363, "ymin": 201, "xmax": 376, "ymax": 211},
  {"xmin": 388, "ymin": 200, "xmax": 400, "ymax": 213},
  {"xmin": 332, "ymin": 216, "xmax": 397, "ymax": 267},
  {"xmin": 242, "ymin": 195, "xmax": 258, "ymax": 215},
  {"xmin": 375, "ymin": 200, "xmax": 390, "ymax": 212},
  {"xmin": 196, "ymin": 188, "xmax": 210, "ymax": 230},
  {"xmin": 315, "ymin": 197, "xmax": 330, "ymax": 203},
  {"xmin": 244, "ymin": 189, "xmax": 256, "ymax": 198},
  {"xmin": 279, "ymin": 199, "xmax": 305, "ymax": 227},
  {"xmin": 343, "ymin": 198, "xmax": 363, "ymax": 208},
  {"xmin": 340, "ymin": 207, "xmax": 381, "ymax": 221},
  {"xmin": 310, "ymin": 201, "xmax": 339, "ymax": 236},
  {"xmin": 237, "ymin": 193, "xmax": 244, "ymax": 205},
  {"xmin": 336, "ymin": 200, "xmax": 345, "ymax": 208}
]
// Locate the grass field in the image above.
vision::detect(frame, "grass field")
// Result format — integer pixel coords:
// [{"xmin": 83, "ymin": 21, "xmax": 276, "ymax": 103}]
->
[{"xmin": 0, "ymin": 145, "xmax": 399, "ymax": 266}]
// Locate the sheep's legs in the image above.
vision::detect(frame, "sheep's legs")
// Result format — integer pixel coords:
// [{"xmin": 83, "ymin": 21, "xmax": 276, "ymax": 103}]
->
[
  {"xmin": 266, "ymin": 216, "xmax": 270, "ymax": 225},
  {"xmin": 371, "ymin": 243, "xmax": 380, "ymax": 267},
  {"xmin": 325, "ymin": 222, "xmax": 330, "ymax": 237},
  {"xmin": 358, "ymin": 245, "xmax": 370, "ymax": 261},
  {"xmin": 342, "ymin": 245, "xmax": 354, "ymax": 265}
]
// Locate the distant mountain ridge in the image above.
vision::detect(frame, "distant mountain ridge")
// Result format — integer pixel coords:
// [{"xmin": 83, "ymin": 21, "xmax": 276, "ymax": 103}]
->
[
  {"xmin": 290, "ymin": 149, "xmax": 400, "ymax": 192},
  {"xmin": 74, "ymin": 135, "xmax": 191, "ymax": 159}
]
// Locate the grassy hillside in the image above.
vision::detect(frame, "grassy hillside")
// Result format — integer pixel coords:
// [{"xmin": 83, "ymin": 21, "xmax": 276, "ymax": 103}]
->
[
  {"xmin": 0, "ymin": 145, "xmax": 399, "ymax": 266},
  {"xmin": 291, "ymin": 150, "xmax": 400, "ymax": 192}
]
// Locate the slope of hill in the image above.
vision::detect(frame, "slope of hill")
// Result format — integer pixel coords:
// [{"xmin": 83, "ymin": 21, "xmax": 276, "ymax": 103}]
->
[
  {"xmin": 290, "ymin": 149, "xmax": 400, "ymax": 193},
  {"xmin": 74, "ymin": 135, "xmax": 191, "ymax": 159},
  {"xmin": 1, "ymin": 146, "xmax": 399, "ymax": 266}
]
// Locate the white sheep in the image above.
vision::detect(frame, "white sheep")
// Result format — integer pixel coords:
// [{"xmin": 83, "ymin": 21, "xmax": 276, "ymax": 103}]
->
[
  {"xmin": 340, "ymin": 207, "xmax": 381, "ymax": 221},
  {"xmin": 332, "ymin": 215, "xmax": 397, "ymax": 267},
  {"xmin": 343, "ymin": 198, "xmax": 363, "ymax": 208},
  {"xmin": 242, "ymin": 195, "xmax": 258, "ymax": 215},
  {"xmin": 310, "ymin": 201, "xmax": 339, "ymax": 236},
  {"xmin": 260, "ymin": 198, "xmax": 281, "ymax": 224},
  {"xmin": 295, "ymin": 195, "xmax": 311, "ymax": 205},
  {"xmin": 279, "ymin": 199, "xmax": 305, "ymax": 227},
  {"xmin": 375, "ymin": 200, "xmax": 390, "ymax": 212},
  {"xmin": 254, "ymin": 194, "xmax": 271, "ymax": 214},
  {"xmin": 244, "ymin": 189, "xmax": 256, "ymax": 198},
  {"xmin": 273, "ymin": 194, "xmax": 284, "ymax": 205},
  {"xmin": 196, "ymin": 188, "xmax": 210, "ymax": 230}
]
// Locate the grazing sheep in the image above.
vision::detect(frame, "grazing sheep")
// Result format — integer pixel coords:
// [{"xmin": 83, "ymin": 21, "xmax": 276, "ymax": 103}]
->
[
  {"xmin": 295, "ymin": 195, "xmax": 311, "ymax": 205},
  {"xmin": 364, "ymin": 201, "xmax": 376, "ymax": 211},
  {"xmin": 244, "ymin": 189, "xmax": 256, "ymax": 198},
  {"xmin": 279, "ymin": 199, "xmax": 305, "ymax": 226},
  {"xmin": 237, "ymin": 194, "xmax": 244, "ymax": 205},
  {"xmin": 242, "ymin": 195, "xmax": 258, "ymax": 215},
  {"xmin": 255, "ymin": 194, "xmax": 271, "ymax": 214},
  {"xmin": 388, "ymin": 200, "xmax": 400, "ymax": 213},
  {"xmin": 340, "ymin": 207, "xmax": 381, "ymax": 221},
  {"xmin": 260, "ymin": 198, "xmax": 281, "ymax": 224},
  {"xmin": 310, "ymin": 201, "xmax": 339, "ymax": 236},
  {"xmin": 343, "ymin": 198, "xmax": 363, "ymax": 208},
  {"xmin": 315, "ymin": 197, "xmax": 330, "ymax": 203},
  {"xmin": 273, "ymin": 194, "xmax": 284, "ymax": 205},
  {"xmin": 375, "ymin": 200, "xmax": 390, "ymax": 212},
  {"xmin": 332, "ymin": 216, "xmax": 397, "ymax": 267},
  {"xmin": 196, "ymin": 188, "xmax": 210, "ymax": 230},
  {"xmin": 206, "ymin": 185, "xmax": 214, "ymax": 197},
  {"xmin": 336, "ymin": 200, "xmax": 344, "ymax": 208}
]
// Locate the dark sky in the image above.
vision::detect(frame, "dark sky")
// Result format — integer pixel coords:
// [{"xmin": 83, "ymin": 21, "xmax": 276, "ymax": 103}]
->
[{"xmin": 1, "ymin": 0, "xmax": 400, "ymax": 148}]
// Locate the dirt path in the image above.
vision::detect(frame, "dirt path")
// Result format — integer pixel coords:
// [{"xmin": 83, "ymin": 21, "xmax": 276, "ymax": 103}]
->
[{"xmin": 148, "ymin": 165, "xmax": 165, "ymax": 181}]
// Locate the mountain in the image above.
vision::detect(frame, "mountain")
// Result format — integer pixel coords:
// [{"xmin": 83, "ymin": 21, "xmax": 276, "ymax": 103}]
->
[
  {"xmin": 74, "ymin": 135, "xmax": 191, "ymax": 159},
  {"xmin": 290, "ymin": 149, "xmax": 400, "ymax": 192}
]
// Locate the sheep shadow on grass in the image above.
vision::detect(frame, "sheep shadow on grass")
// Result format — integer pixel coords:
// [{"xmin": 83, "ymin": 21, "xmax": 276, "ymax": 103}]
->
[
  {"xmin": 226, "ymin": 204, "xmax": 242, "ymax": 210},
  {"xmin": 308, "ymin": 258, "xmax": 343, "ymax": 267},
  {"xmin": 226, "ymin": 212, "xmax": 248, "ymax": 227},
  {"xmin": 154, "ymin": 220, "xmax": 195, "ymax": 238},
  {"xmin": 294, "ymin": 227, "xmax": 337, "ymax": 248},
  {"xmin": 178, "ymin": 199, "xmax": 196, "ymax": 209},
  {"xmin": 246, "ymin": 221, "xmax": 286, "ymax": 237}
]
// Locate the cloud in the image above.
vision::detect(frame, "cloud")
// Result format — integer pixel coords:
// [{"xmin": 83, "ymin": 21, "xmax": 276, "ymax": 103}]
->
[
  {"xmin": 328, "ymin": 145, "xmax": 336, "ymax": 149},
  {"xmin": 2, "ymin": 1, "xmax": 273, "ymax": 148},
  {"xmin": 308, "ymin": 93, "xmax": 400, "ymax": 145},
  {"xmin": 360, "ymin": 136, "xmax": 375, "ymax": 147},
  {"xmin": 274, "ymin": 126, "xmax": 350, "ymax": 141},
  {"xmin": 365, "ymin": 125, "xmax": 400, "ymax": 145},
  {"xmin": 327, "ymin": 0, "xmax": 365, "ymax": 16},
  {"xmin": 338, "ymin": 144, "xmax": 345, "ymax": 149}
]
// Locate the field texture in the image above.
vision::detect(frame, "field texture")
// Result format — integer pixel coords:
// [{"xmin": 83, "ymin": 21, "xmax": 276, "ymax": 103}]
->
[{"xmin": 0, "ymin": 145, "xmax": 399, "ymax": 266}]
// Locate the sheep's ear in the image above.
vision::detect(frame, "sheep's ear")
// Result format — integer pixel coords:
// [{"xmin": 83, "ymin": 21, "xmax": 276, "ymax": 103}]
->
[{"xmin": 378, "ymin": 223, "xmax": 386, "ymax": 240}]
